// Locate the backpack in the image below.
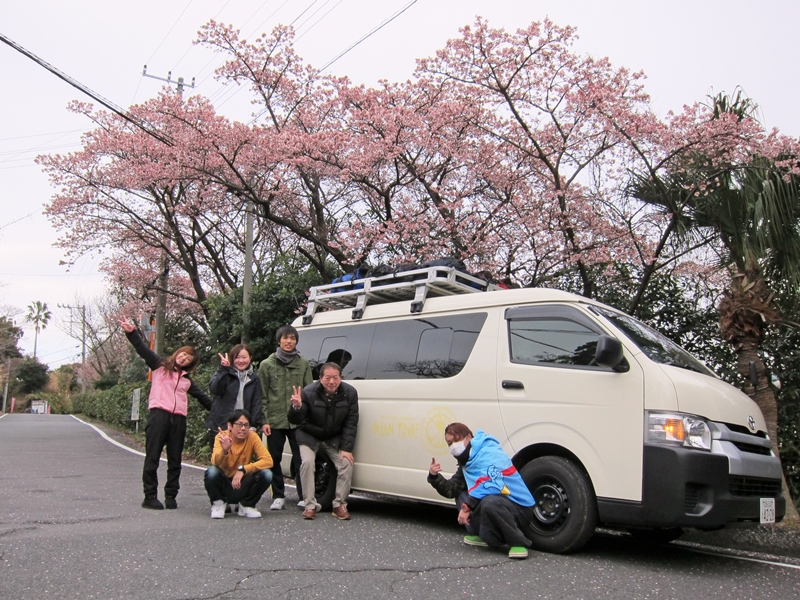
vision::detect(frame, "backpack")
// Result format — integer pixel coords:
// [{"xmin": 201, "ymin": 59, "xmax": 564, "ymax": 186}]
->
[{"xmin": 331, "ymin": 266, "xmax": 369, "ymax": 293}]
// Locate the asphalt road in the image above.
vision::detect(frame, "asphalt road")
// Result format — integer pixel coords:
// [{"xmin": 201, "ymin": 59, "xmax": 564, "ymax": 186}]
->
[{"xmin": 1, "ymin": 413, "xmax": 799, "ymax": 599}]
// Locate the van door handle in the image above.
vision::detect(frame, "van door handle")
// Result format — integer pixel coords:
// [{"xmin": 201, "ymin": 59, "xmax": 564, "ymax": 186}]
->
[{"xmin": 502, "ymin": 380, "xmax": 524, "ymax": 389}]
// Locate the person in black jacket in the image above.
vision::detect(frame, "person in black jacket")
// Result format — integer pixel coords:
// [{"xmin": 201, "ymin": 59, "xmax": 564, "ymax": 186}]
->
[
  {"xmin": 288, "ymin": 362, "xmax": 358, "ymax": 521},
  {"xmin": 205, "ymin": 344, "xmax": 263, "ymax": 449}
]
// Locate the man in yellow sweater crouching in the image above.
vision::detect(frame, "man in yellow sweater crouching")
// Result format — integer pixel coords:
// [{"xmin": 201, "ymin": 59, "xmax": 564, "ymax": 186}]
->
[{"xmin": 205, "ymin": 409, "xmax": 273, "ymax": 518}]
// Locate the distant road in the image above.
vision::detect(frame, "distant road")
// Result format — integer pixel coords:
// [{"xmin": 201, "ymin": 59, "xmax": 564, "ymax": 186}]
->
[{"xmin": 1, "ymin": 414, "xmax": 799, "ymax": 599}]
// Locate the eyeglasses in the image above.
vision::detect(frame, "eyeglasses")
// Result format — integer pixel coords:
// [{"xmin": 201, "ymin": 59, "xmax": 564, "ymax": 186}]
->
[{"xmin": 231, "ymin": 422, "xmax": 250, "ymax": 429}]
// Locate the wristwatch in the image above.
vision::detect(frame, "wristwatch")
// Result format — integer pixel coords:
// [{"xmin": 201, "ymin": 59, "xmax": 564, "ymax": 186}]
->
[{"xmin": 237, "ymin": 465, "xmax": 246, "ymax": 474}]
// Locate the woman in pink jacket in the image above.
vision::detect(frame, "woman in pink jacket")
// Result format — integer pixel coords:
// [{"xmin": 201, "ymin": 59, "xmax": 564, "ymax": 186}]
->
[{"xmin": 120, "ymin": 318, "xmax": 212, "ymax": 510}]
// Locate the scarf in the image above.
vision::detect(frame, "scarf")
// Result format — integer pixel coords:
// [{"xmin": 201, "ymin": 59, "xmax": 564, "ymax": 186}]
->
[
  {"xmin": 462, "ymin": 430, "xmax": 535, "ymax": 506},
  {"xmin": 275, "ymin": 347, "xmax": 299, "ymax": 364},
  {"xmin": 235, "ymin": 366, "xmax": 253, "ymax": 410}
]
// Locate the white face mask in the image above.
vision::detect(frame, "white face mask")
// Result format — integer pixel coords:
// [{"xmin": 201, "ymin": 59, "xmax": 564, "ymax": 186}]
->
[{"xmin": 449, "ymin": 440, "xmax": 466, "ymax": 457}]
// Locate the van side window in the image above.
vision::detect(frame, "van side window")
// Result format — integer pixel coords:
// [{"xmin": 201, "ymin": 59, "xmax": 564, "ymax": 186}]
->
[
  {"xmin": 505, "ymin": 305, "xmax": 604, "ymax": 367},
  {"xmin": 297, "ymin": 313, "xmax": 487, "ymax": 380}
]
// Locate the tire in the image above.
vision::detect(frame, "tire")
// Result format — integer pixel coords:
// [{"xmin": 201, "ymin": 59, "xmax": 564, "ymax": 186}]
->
[
  {"xmin": 520, "ymin": 456, "xmax": 598, "ymax": 554},
  {"xmin": 314, "ymin": 453, "xmax": 336, "ymax": 511},
  {"xmin": 627, "ymin": 527, "xmax": 684, "ymax": 544}
]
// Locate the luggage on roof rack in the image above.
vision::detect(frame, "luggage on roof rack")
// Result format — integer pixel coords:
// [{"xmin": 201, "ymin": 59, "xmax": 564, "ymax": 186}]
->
[{"xmin": 301, "ymin": 266, "xmax": 499, "ymax": 325}]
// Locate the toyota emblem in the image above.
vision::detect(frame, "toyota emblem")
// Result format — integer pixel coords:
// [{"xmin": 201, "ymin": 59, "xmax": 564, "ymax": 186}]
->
[{"xmin": 747, "ymin": 416, "xmax": 757, "ymax": 432}]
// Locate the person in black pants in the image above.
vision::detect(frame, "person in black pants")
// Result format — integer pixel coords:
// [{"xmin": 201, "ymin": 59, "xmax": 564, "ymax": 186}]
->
[
  {"xmin": 119, "ymin": 318, "xmax": 212, "ymax": 510},
  {"xmin": 205, "ymin": 409, "xmax": 273, "ymax": 518}
]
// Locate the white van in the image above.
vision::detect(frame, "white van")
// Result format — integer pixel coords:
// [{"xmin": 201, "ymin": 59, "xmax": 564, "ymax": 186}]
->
[{"xmin": 291, "ymin": 266, "xmax": 786, "ymax": 553}]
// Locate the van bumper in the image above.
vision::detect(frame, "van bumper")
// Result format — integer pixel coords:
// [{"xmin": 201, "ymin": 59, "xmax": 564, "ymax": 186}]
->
[{"xmin": 597, "ymin": 445, "xmax": 786, "ymax": 529}]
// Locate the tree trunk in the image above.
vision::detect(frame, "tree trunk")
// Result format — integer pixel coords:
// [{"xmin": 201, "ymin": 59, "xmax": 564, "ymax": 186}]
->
[{"xmin": 737, "ymin": 340, "xmax": 799, "ymax": 522}]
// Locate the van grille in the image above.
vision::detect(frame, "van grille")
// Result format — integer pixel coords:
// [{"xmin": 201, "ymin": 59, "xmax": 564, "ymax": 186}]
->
[
  {"xmin": 725, "ymin": 422, "xmax": 766, "ymax": 438},
  {"xmin": 729, "ymin": 476, "xmax": 781, "ymax": 497},
  {"xmin": 732, "ymin": 441, "xmax": 772, "ymax": 456}
]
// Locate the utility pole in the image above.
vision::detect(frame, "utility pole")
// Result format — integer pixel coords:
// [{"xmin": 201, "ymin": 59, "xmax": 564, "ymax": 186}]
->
[
  {"xmin": 59, "ymin": 303, "xmax": 86, "ymax": 394},
  {"xmin": 142, "ymin": 66, "xmax": 195, "ymax": 353},
  {"xmin": 2, "ymin": 356, "xmax": 10, "ymax": 413},
  {"xmin": 142, "ymin": 65, "xmax": 195, "ymax": 94},
  {"xmin": 242, "ymin": 201, "xmax": 254, "ymax": 344}
]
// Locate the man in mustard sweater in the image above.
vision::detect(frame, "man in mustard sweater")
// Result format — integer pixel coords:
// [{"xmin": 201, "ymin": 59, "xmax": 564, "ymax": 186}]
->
[{"xmin": 204, "ymin": 409, "xmax": 273, "ymax": 518}]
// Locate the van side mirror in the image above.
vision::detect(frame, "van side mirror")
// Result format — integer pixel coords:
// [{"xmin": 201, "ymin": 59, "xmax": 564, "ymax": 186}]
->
[{"xmin": 595, "ymin": 335, "xmax": 629, "ymax": 372}]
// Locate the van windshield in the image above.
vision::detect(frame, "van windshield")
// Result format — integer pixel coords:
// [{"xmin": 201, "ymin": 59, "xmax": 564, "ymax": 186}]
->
[{"xmin": 588, "ymin": 305, "xmax": 715, "ymax": 376}]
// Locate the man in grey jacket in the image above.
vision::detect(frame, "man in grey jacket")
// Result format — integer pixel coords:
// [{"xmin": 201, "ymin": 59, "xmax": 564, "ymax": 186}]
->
[{"xmin": 288, "ymin": 362, "xmax": 359, "ymax": 521}]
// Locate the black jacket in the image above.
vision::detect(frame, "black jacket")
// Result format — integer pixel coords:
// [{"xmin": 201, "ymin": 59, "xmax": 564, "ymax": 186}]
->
[
  {"xmin": 428, "ymin": 466, "xmax": 467, "ymax": 499},
  {"xmin": 205, "ymin": 366, "xmax": 263, "ymax": 431},
  {"xmin": 287, "ymin": 380, "xmax": 359, "ymax": 452}
]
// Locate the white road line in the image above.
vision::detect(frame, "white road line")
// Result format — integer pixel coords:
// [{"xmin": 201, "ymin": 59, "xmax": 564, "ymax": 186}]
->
[
  {"xmin": 71, "ymin": 414, "xmax": 205, "ymax": 471},
  {"xmin": 674, "ymin": 542, "xmax": 800, "ymax": 570}
]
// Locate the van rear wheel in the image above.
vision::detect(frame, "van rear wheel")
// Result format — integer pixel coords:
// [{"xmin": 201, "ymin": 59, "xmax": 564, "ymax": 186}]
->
[
  {"xmin": 314, "ymin": 453, "xmax": 336, "ymax": 511},
  {"xmin": 520, "ymin": 456, "xmax": 597, "ymax": 554}
]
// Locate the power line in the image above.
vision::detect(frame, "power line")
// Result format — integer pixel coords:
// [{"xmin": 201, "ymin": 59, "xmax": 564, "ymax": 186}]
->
[
  {"xmin": 0, "ymin": 31, "xmax": 174, "ymax": 147},
  {"xmin": 320, "ymin": 0, "xmax": 419, "ymax": 71},
  {"xmin": 144, "ymin": 0, "xmax": 195, "ymax": 67}
]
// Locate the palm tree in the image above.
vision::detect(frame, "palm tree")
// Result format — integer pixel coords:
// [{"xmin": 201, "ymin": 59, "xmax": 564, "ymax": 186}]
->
[
  {"xmin": 25, "ymin": 301, "xmax": 51, "ymax": 359},
  {"xmin": 631, "ymin": 92, "xmax": 800, "ymax": 519}
]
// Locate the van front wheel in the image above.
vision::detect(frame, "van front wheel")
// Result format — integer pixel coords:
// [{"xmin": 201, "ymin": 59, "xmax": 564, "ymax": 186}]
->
[{"xmin": 520, "ymin": 456, "xmax": 597, "ymax": 554}]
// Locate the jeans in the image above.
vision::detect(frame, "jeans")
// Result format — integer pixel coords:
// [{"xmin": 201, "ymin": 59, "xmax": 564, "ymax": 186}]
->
[{"xmin": 204, "ymin": 466, "xmax": 273, "ymax": 508}]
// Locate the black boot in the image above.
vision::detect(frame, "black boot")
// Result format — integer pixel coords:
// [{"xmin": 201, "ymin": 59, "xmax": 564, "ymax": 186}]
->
[{"xmin": 142, "ymin": 496, "xmax": 164, "ymax": 510}]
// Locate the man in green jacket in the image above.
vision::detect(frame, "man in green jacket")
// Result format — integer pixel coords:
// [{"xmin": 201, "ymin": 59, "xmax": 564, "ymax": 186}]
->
[{"xmin": 257, "ymin": 324, "xmax": 313, "ymax": 510}]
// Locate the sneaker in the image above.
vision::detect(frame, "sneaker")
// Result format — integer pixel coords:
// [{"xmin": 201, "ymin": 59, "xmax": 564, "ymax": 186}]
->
[
  {"xmin": 508, "ymin": 546, "xmax": 529, "ymax": 559},
  {"xmin": 142, "ymin": 496, "xmax": 164, "ymax": 510},
  {"xmin": 302, "ymin": 507, "xmax": 316, "ymax": 520},
  {"xmin": 210, "ymin": 500, "xmax": 226, "ymax": 519},
  {"xmin": 238, "ymin": 505, "xmax": 262, "ymax": 518},
  {"xmin": 270, "ymin": 498, "xmax": 285, "ymax": 511},
  {"xmin": 297, "ymin": 500, "xmax": 305, "ymax": 508},
  {"xmin": 463, "ymin": 535, "xmax": 488, "ymax": 547},
  {"xmin": 164, "ymin": 497, "xmax": 177, "ymax": 509},
  {"xmin": 331, "ymin": 505, "xmax": 351, "ymax": 520}
]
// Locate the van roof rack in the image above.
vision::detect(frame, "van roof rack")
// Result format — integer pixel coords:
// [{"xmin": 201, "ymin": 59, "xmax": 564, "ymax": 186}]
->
[{"xmin": 301, "ymin": 266, "xmax": 499, "ymax": 324}]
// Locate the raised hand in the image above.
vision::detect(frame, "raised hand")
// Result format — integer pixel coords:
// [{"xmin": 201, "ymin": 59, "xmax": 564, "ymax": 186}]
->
[
  {"xmin": 118, "ymin": 317, "xmax": 135, "ymax": 333},
  {"xmin": 218, "ymin": 427, "xmax": 232, "ymax": 453},
  {"xmin": 290, "ymin": 385, "xmax": 303, "ymax": 408},
  {"xmin": 429, "ymin": 456, "xmax": 442, "ymax": 476},
  {"xmin": 218, "ymin": 352, "xmax": 230, "ymax": 367}
]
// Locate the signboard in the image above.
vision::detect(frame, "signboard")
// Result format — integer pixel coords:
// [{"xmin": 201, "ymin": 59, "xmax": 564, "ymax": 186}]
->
[
  {"xmin": 131, "ymin": 388, "xmax": 141, "ymax": 421},
  {"xmin": 31, "ymin": 400, "xmax": 48, "ymax": 414}
]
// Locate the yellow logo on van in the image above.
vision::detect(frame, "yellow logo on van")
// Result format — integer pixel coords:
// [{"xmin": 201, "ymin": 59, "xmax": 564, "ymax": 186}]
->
[
  {"xmin": 371, "ymin": 407, "xmax": 457, "ymax": 454},
  {"xmin": 422, "ymin": 407, "xmax": 458, "ymax": 454}
]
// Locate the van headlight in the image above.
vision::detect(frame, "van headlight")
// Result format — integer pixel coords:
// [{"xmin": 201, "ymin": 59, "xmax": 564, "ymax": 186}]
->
[{"xmin": 645, "ymin": 411, "xmax": 712, "ymax": 450}]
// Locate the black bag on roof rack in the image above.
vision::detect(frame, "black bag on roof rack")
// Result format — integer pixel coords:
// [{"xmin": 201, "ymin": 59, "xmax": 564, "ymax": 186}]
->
[{"xmin": 419, "ymin": 257, "xmax": 467, "ymax": 272}]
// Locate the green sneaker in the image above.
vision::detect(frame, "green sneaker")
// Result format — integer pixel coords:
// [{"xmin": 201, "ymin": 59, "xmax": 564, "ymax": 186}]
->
[
  {"xmin": 463, "ymin": 535, "xmax": 488, "ymax": 547},
  {"xmin": 508, "ymin": 546, "xmax": 529, "ymax": 559}
]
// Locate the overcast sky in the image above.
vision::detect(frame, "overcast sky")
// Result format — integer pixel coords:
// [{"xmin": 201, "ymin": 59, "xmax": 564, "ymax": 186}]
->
[{"xmin": 2, "ymin": 0, "xmax": 798, "ymax": 368}]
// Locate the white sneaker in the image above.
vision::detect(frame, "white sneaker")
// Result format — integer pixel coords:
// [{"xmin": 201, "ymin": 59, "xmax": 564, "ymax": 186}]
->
[
  {"xmin": 210, "ymin": 500, "xmax": 226, "ymax": 519},
  {"xmin": 297, "ymin": 500, "xmax": 305, "ymax": 508},
  {"xmin": 238, "ymin": 505, "xmax": 262, "ymax": 518},
  {"xmin": 270, "ymin": 498, "xmax": 285, "ymax": 510}
]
